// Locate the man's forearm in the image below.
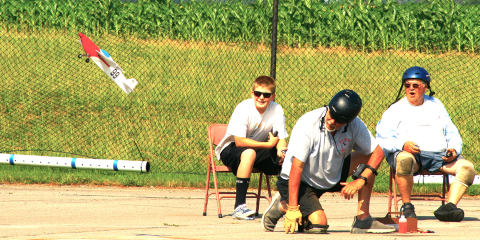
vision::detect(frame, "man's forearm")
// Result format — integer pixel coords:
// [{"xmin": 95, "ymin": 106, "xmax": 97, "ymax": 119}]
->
[
  {"xmin": 234, "ymin": 136, "xmax": 274, "ymax": 149},
  {"xmin": 288, "ymin": 157, "xmax": 304, "ymax": 206},
  {"xmin": 361, "ymin": 145, "xmax": 385, "ymax": 179}
]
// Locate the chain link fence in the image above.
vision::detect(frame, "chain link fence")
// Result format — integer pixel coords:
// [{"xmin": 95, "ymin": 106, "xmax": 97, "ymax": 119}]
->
[{"xmin": 1, "ymin": 1, "xmax": 479, "ymax": 185}]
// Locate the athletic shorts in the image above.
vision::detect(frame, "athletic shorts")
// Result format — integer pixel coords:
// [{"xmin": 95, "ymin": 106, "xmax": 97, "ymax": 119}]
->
[
  {"xmin": 386, "ymin": 150, "xmax": 463, "ymax": 175},
  {"xmin": 276, "ymin": 155, "xmax": 351, "ymax": 218},
  {"xmin": 220, "ymin": 142, "xmax": 281, "ymax": 176}
]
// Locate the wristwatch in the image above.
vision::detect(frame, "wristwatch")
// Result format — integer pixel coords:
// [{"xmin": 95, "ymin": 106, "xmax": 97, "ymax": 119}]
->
[{"xmin": 352, "ymin": 175, "xmax": 368, "ymax": 186}]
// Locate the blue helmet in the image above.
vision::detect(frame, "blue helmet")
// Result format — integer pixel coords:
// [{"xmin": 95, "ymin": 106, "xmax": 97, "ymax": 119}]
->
[
  {"xmin": 390, "ymin": 66, "xmax": 435, "ymax": 106},
  {"xmin": 402, "ymin": 66, "xmax": 431, "ymax": 85}
]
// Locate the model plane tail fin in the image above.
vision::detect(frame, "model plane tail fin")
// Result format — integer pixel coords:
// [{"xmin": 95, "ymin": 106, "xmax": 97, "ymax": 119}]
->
[{"xmin": 122, "ymin": 78, "xmax": 138, "ymax": 95}]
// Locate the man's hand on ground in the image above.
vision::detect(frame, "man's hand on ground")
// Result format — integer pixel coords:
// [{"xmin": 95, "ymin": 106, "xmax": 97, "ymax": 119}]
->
[{"xmin": 284, "ymin": 205, "xmax": 302, "ymax": 234}]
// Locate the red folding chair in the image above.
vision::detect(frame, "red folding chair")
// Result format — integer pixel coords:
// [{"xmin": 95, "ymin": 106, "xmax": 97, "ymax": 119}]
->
[
  {"xmin": 387, "ymin": 167, "xmax": 450, "ymax": 217},
  {"xmin": 203, "ymin": 123, "xmax": 273, "ymax": 218}
]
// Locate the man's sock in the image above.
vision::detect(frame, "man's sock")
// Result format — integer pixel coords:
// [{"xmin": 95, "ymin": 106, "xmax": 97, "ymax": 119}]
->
[{"xmin": 234, "ymin": 177, "xmax": 250, "ymax": 209}]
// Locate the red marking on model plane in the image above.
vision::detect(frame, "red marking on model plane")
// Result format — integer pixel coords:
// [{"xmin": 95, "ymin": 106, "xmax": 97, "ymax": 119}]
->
[{"xmin": 78, "ymin": 33, "xmax": 110, "ymax": 67}]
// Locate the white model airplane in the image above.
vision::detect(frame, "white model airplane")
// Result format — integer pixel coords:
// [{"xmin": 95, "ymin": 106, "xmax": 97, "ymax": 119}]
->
[{"xmin": 78, "ymin": 33, "xmax": 138, "ymax": 94}]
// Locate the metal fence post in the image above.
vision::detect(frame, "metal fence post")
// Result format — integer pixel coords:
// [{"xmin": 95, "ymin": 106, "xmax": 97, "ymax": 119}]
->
[{"xmin": 270, "ymin": 0, "xmax": 278, "ymax": 80}]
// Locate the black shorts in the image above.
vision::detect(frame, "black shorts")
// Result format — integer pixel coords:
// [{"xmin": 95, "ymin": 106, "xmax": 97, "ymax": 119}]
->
[
  {"xmin": 220, "ymin": 142, "xmax": 281, "ymax": 176},
  {"xmin": 276, "ymin": 155, "xmax": 351, "ymax": 218}
]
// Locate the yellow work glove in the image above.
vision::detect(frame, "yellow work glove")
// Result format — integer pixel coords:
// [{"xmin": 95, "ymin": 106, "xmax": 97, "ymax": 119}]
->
[{"xmin": 284, "ymin": 204, "xmax": 302, "ymax": 234}]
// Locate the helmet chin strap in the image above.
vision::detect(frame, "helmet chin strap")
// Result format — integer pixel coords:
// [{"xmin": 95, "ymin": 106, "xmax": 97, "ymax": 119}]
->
[
  {"xmin": 325, "ymin": 122, "xmax": 337, "ymax": 132},
  {"xmin": 390, "ymin": 83, "xmax": 404, "ymax": 108},
  {"xmin": 322, "ymin": 106, "xmax": 349, "ymax": 133},
  {"xmin": 428, "ymin": 85, "xmax": 436, "ymax": 97}
]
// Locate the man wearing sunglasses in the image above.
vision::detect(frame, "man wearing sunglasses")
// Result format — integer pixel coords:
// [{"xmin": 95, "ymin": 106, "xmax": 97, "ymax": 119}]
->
[
  {"xmin": 262, "ymin": 89, "xmax": 394, "ymax": 234},
  {"xmin": 376, "ymin": 66, "xmax": 475, "ymax": 222},
  {"xmin": 215, "ymin": 75, "xmax": 288, "ymax": 220}
]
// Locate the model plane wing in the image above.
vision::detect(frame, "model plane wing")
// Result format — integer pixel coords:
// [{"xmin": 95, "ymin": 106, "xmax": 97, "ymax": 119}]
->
[{"xmin": 97, "ymin": 49, "xmax": 124, "ymax": 72}]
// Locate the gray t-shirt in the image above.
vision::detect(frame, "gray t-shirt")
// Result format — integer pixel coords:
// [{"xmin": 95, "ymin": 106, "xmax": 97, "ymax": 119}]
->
[{"xmin": 280, "ymin": 107, "xmax": 377, "ymax": 190}]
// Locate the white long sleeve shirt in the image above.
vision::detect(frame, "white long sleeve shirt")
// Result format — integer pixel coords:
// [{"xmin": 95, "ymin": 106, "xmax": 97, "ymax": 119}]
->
[{"xmin": 376, "ymin": 95, "xmax": 462, "ymax": 156}]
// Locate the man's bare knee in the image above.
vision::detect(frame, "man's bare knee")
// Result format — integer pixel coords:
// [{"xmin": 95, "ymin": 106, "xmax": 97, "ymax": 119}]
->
[
  {"xmin": 307, "ymin": 210, "xmax": 327, "ymax": 225},
  {"xmin": 454, "ymin": 162, "xmax": 476, "ymax": 187},
  {"xmin": 396, "ymin": 152, "xmax": 415, "ymax": 176}
]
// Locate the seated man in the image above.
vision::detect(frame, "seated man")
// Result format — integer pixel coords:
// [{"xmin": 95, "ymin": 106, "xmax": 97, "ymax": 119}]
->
[
  {"xmin": 376, "ymin": 66, "xmax": 476, "ymax": 222},
  {"xmin": 262, "ymin": 89, "xmax": 395, "ymax": 234},
  {"xmin": 215, "ymin": 75, "xmax": 288, "ymax": 220}
]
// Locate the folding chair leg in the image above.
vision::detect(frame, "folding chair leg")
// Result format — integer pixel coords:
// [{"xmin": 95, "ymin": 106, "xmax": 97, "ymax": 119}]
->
[
  {"xmin": 265, "ymin": 175, "xmax": 272, "ymax": 203},
  {"xmin": 387, "ymin": 168, "xmax": 393, "ymax": 216},
  {"xmin": 213, "ymin": 168, "xmax": 223, "ymax": 218},
  {"xmin": 393, "ymin": 171, "xmax": 399, "ymax": 215},
  {"xmin": 442, "ymin": 174, "xmax": 450, "ymax": 206},
  {"xmin": 255, "ymin": 173, "xmax": 263, "ymax": 216},
  {"xmin": 387, "ymin": 168, "xmax": 400, "ymax": 217},
  {"xmin": 203, "ymin": 165, "xmax": 211, "ymax": 216}
]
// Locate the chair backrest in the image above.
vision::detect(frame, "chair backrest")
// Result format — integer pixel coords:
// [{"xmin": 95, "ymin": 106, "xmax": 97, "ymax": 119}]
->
[
  {"xmin": 209, "ymin": 124, "xmax": 228, "ymax": 146},
  {"xmin": 208, "ymin": 124, "xmax": 228, "ymax": 162}
]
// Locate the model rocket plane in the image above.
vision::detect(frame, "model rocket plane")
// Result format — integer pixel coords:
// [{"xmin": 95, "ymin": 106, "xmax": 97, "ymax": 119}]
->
[{"xmin": 78, "ymin": 33, "xmax": 138, "ymax": 94}]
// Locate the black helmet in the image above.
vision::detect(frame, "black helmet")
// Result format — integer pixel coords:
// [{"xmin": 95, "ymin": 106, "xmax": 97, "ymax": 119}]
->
[{"xmin": 328, "ymin": 89, "xmax": 362, "ymax": 124}]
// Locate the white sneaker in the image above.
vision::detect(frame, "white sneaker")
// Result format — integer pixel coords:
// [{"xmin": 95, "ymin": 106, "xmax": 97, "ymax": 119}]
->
[{"xmin": 232, "ymin": 204, "xmax": 255, "ymax": 220}]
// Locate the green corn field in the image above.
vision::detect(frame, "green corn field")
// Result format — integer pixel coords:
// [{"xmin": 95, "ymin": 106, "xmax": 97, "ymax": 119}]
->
[{"xmin": 1, "ymin": 0, "xmax": 480, "ymax": 53}]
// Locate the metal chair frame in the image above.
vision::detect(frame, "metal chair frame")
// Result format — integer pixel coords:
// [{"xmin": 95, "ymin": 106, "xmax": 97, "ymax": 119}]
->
[
  {"xmin": 387, "ymin": 167, "xmax": 450, "ymax": 217},
  {"xmin": 203, "ymin": 123, "xmax": 273, "ymax": 218}
]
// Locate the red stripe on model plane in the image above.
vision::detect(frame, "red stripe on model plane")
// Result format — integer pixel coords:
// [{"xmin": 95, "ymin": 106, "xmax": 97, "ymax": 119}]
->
[{"xmin": 78, "ymin": 33, "xmax": 110, "ymax": 67}]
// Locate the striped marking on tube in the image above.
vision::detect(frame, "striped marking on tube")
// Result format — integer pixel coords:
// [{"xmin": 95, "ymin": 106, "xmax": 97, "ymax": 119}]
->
[
  {"xmin": 113, "ymin": 160, "xmax": 118, "ymax": 171},
  {"xmin": 9, "ymin": 154, "xmax": 14, "ymax": 165},
  {"xmin": 71, "ymin": 158, "xmax": 76, "ymax": 169}
]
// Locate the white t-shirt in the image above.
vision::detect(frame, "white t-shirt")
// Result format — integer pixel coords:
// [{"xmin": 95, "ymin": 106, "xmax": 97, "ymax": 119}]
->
[
  {"xmin": 215, "ymin": 99, "xmax": 288, "ymax": 160},
  {"xmin": 376, "ymin": 95, "xmax": 462, "ymax": 154},
  {"xmin": 280, "ymin": 107, "xmax": 377, "ymax": 190}
]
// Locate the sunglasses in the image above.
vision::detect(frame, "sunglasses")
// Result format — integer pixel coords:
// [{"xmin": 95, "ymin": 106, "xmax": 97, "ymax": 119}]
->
[
  {"xmin": 404, "ymin": 83, "xmax": 422, "ymax": 89},
  {"xmin": 253, "ymin": 91, "xmax": 272, "ymax": 98},
  {"xmin": 329, "ymin": 118, "xmax": 347, "ymax": 125}
]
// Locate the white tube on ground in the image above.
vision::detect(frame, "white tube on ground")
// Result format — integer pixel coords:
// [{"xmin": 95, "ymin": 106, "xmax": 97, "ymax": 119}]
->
[
  {"xmin": 0, "ymin": 153, "xmax": 150, "ymax": 173},
  {"xmin": 414, "ymin": 174, "xmax": 480, "ymax": 184}
]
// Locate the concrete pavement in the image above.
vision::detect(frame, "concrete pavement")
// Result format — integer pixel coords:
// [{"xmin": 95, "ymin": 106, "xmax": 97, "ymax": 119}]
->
[{"xmin": 0, "ymin": 184, "xmax": 479, "ymax": 239}]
